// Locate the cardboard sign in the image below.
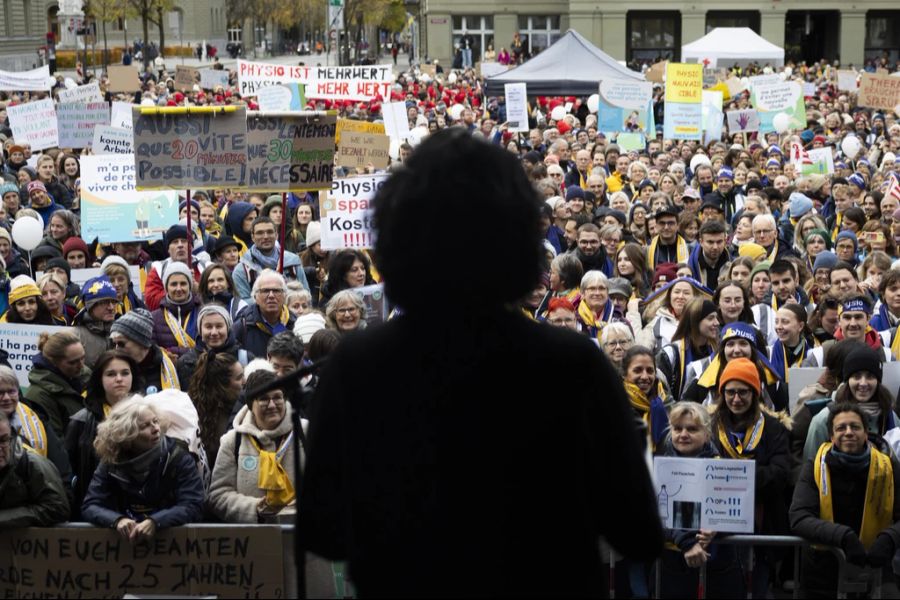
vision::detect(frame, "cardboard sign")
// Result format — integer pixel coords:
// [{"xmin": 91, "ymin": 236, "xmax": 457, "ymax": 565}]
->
[
  {"xmin": 57, "ymin": 102, "xmax": 110, "ymax": 148},
  {"xmin": 57, "ymin": 81, "xmax": 103, "ymax": 104},
  {"xmin": 237, "ymin": 59, "xmax": 313, "ymax": 95},
  {"xmin": 599, "ymin": 78, "xmax": 654, "ymax": 134},
  {"xmin": 174, "ymin": 65, "xmax": 199, "ymax": 90},
  {"xmin": 337, "ymin": 131, "xmax": 390, "ymax": 170},
  {"xmin": 111, "ymin": 101, "xmax": 134, "ymax": 129},
  {"xmin": 0, "ymin": 526, "xmax": 284, "ymax": 598},
  {"xmin": 752, "ymin": 81, "xmax": 806, "ymax": 133},
  {"xmin": 107, "ymin": 65, "xmax": 141, "ymax": 92},
  {"xmin": 244, "ymin": 113, "xmax": 336, "ymax": 192},
  {"xmin": 133, "ymin": 107, "xmax": 248, "ymax": 190},
  {"xmin": 320, "ymin": 174, "xmax": 386, "ymax": 250},
  {"xmin": 0, "ymin": 65, "xmax": 51, "ymax": 91},
  {"xmin": 81, "ymin": 153, "xmax": 179, "ymax": 243},
  {"xmin": 837, "ymin": 70, "xmax": 858, "ymax": 92},
  {"xmin": 663, "ymin": 63, "xmax": 703, "ymax": 140},
  {"xmin": 306, "ymin": 65, "xmax": 393, "ymax": 101},
  {"xmin": 726, "ymin": 109, "xmax": 760, "ymax": 133},
  {"xmin": 7, "ymin": 98, "xmax": 59, "ymax": 150},
  {"xmin": 859, "ymin": 73, "xmax": 900, "ymax": 111},
  {"xmin": 335, "ymin": 118, "xmax": 385, "ymax": 146},
  {"xmin": 200, "ymin": 68, "xmax": 229, "ymax": 90},
  {"xmin": 381, "ymin": 101, "xmax": 410, "ymax": 140},
  {"xmin": 646, "ymin": 61, "xmax": 667, "ymax": 83},
  {"xmin": 0, "ymin": 323, "xmax": 66, "ymax": 387},
  {"xmin": 654, "ymin": 457, "xmax": 756, "ymax": 534},
  {"xmin": 504, "ymin": 83, "xmax": 529, "ymax": 132},
  {"xmin": 92, "ymin": 125, "xmax": 133, "ymax": 155}
]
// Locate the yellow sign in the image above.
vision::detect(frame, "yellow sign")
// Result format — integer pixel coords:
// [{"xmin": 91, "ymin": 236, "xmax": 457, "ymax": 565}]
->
[
  {"xmin": 336, "ymin": 118, "xmax": 386, "ymax": 145},
  {"xmin": 665, "ymin": 63, "xmax": 703, "ymax": 104}
]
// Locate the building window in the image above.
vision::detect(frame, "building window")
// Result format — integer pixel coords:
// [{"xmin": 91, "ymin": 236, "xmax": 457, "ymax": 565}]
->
[
  {"xmin": 518, "ymin": 15, "xmax": 561, "ymax": 57},
  {"xmin": 865, "ymin": 11, "xmax": 900, "ymax": 65},
  {"xmin": 23, "ymin": 0, "xmax": 31, "ymax": 34},
  {"xmin": 3, "ymin": 0, "xmax": 11, "ymax": 36},
  {"xmin": 451, "ymin": 15, "xmax": 493, "ymax": 62},
  {"xmin": 627, "ymin": 11, "xmax": 680, "ymax": 66},
  {"xmin": 706, "ymin": 11, "xmax": 760, "ymax": 34}
]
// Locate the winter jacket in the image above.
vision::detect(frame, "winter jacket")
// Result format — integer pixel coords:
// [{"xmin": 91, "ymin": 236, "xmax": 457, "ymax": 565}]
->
[
  {"xmin": 3, "ymin": 248, "xmax": 29, "ymax": 279},
  {"xmin": 23, "ymin": 354, "xmax": 89, "ymax": 438},
  {"xmin": 65, "ymin": 394, "xmax": 105, "ymax": 517},
  {"xmin": 151, "ymin": 296, "xmax": 201, "ymax": 359},
  {"xmin": 803, "ymin": 394, "xmax": 900, "ymax": 461},
  {"xmin": 207, "ymin": 404, "xmax": 305, "ymax": 523},
  {"xmin": 143, "ymin": 258, "xmax": 207, "ymax": 311},
  {"xmin": 73, "ymin": 310, "xmax": 113, "ymax": 369},
  {"xmin": 176, "ymin": 334, "xmax": 253, "ymax": 392},
  {"xmin": 233, "ymin": 304, "xmax": 297, "ymax": 358},
  {"xmin": 638, "ymin": 306, "xmax": 678, "ymax": 352},
  {"xmin": 132, "ymin": 344, "xmax": 181, "ymax": 394},
  {"xmin": 232, "ymin": 245, "xmax": 309, "ymax": 302},
  {"xmin": 81, "ymin": 436, "xmax": 204, "ymax": 528},
  {"xmin": 0, "ymin": 441, "xmax": 70, "ymax": 529}
]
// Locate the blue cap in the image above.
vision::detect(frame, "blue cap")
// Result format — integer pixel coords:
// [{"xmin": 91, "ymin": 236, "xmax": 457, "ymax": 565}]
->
[
  {"xmin": 767, "ymin": 144, "xmax": 783, "ymax": 156},
  {"xmin": 812, "ymin": 251, "xmax": 838, "ymax": 273},
  {"xmin": 789, "ymin": 192, "xmax": 814, "ymax": 218},
  {"xmin": 766, "ymin": 157, "xmax": 781, "ymax": 168},
  {"xmin": 836, "ymin": 230, "xmax": 859, "ymax": 251},
  {"xmin": 800, "ymin": 130, "xmax": 814, "ymax": 144},
  {"xmin": 717, "ymin": 167, "xmax": 734, "ymax": 180},
  {"xmin": 848, "ymin": 172, "xmax": 866, "ymax": 190},
  {"xmin": 565, "ymin": 185, "xmax": 585, "ymax": 200},
  {"xmin": 81, "ymin": 276, "xmax": 118, "ymax": 308}
]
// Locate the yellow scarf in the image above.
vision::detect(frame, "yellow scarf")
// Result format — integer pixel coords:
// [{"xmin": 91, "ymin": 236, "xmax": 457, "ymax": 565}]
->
[
  {"xmin": 160, "ymin": 350, "xmax": 180, "ymax": 390},
  {"xmin": 698, "ymin": 355, "xmax": 778, "ymax": 389},
  {"xmin": 625, "ymin": 380, "xmax": 666, "ymax": 449},
  {"xmin": 249, "ymin": 433, "xmax": 295, "ymax": 508},
  {"xmin": 102, "ymin": 403, "xmax": 112, "ymax": 417},
  {"xmin": 815, "ymin": 442, "xmax": 893, "ymax": 549},
  {"xmin": 15, "ymin": 403, "xmax": 47, "ymax": 457},
  {"xmin": 255, "ymin": 306, "xmax": 291, "ymax": 335},
  {"xmin": 832, "ymin": 213, "xmax": 842, "ymax": 243},
  {"xmin": 890, "ymin": 330, "xmax": 900, "ymax": 363},
  {"xmin": 717, "ymin": 412, "xmax": 765, "ymax": 459},
  {"xmin": 765, "ymin": 240, "xmax": 780, "ymax": 263},
  {"xmin": 163, "ymin": 308, "xmax": 196, "ymax": 348},
  {"xmin": 647, "ymin": 235, "xmax": 689, "ymax": 271},
  {"xmin": 116, "ymin": 295, "xmax": 134, "ymax": 317},
  {"xmin": 576, "ymin": 299, "xmax": 604, "ymax": 341}
]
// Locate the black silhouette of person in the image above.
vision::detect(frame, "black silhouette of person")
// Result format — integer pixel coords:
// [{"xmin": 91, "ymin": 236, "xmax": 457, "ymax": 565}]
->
[{"xmin": 300, "ymin": 128, "xmax": 663, "ymax": 597}]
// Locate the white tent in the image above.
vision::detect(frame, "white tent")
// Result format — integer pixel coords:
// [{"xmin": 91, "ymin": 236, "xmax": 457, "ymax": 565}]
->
[{"xmin": 682, "ymin": 27, "xmax": 784, "ymax": 68}]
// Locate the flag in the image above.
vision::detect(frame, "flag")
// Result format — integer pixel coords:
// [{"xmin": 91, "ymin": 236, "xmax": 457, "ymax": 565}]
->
[{"xmin": 888, "ymin": 172, "xmax": 900, "ymax": 202}]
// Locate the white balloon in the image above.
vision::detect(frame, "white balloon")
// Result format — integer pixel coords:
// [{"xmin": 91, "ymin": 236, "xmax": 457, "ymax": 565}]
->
[
  {"xmin": 408, "ymin": 126, "xmax": 429, "ymax": 146},
  {"xmin": 690, "ymin": 154, "xmax": 711, "ymax": 172},
  {"xmin": 772, "ymin": 112, "xmax": 791, "ymax": 134},
  {"xmin": 550, "ymin": 106, "xmax": 566, "ymax": 121},
  {"xmin": 11, "ymin": 217, "xmax": 43, "ymax": 251},
  {"xmin": 587, "ymin": 94, "xmax": 600, "ymax": 114},
  {"xmin": 841, "ymin": 135, "xmax": 862, "ymax": 159},
  {"xmin": 448, "ymin": 72, "xmax": 458, "ymax": 84},
  {"xmin": 784, "ymin": 66, "xmax": 793, "ymax": 78},
  {"xmin": 449, "ymin": 104, "xmax": 465, "ymax": 120}
]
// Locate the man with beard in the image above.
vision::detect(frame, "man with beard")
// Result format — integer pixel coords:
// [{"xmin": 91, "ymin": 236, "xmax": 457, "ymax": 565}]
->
[{"xmin": 571, "ymin": 223, "xmax": 611, "ymax": 277}]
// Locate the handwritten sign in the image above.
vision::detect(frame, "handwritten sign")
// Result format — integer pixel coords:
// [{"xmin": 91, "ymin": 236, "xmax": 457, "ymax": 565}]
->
[
  {"xmin": 837, "ymin": 70, "xmax": 857, "ymax": 92},
  {"xmin": 306, "ymin": 65, "xmax": 393, "ymax": 101},
  {"xmin": 0, "ymin": 526, "xmax": 285, "ymax": 598},
  {"xmin": 92, "ymin": 125, "xmax": 133, "ymax": 155},
  {"xmin": 111, "ymin": 101, "xmax": 134, "ymax": 129},
  {"xmin": 748, "ymin": 74, "xmax": 781, "ymax": 90},
  {"xmin": 81, "ymin": 154, "xmax": 179, "ymax": 243},
  {"xmin": 200, "ymin": 68, "xmax": 229, "ymax": 90},
  {"xmin": 654, "ymin": 457, "xmax": 756, "ymax": 534},
  {"xmin": 859, "ymin": 73, "xmax": 900, "ymax": 111},
  {"xmin": 752, "ymin": 81, "xmax": 806, "ymax": 132},
  {"xmin": 0, "ymin": 65, "xmax": 51, "ymax": 91},
  {"xmin": 7, "ymin": 98, "xmax": 59, "ymax": 150},
  {"xmin": 0, "ymin": 323, "xmax": 66, "ymax": 387},
  {"xmin": 237, "ymin": 59, "xmax": 313, "ymax": 95},
  {"xmin": 107, "ymin": 65, "xmax": 141, "ymax": 92},
  {"xmin": 726, "ymin": 109, "xmax": 760, "ymax": 133},
  {"xmin": 320, "ymin": 174, "xmax": 386, "ymax": 250},
  {"xmin": 504, "ymin": 83, "xmax": 529, "ymax": 132},
  {"xmin": 57, "ymin": 81, "xmax": 103, "ymax": 104},
  {"xmin": 57, "ymin": 102, "xmax": 110, "ymax": 148},
  {"xmin": 133, "ymin": 107, "xmax": 248, "ymax": 190},
  {"xmin": 175, "ymin": 65, "xmax": 200, "ymax": 90},
  {"xmin": 337, "ymin": 131, "xmax": 390, "ymax": 170},
  {"xmin": 244, "ymin": 114, "xmax": 336, "ymax": 192},
  {"xmin": 663, "ymin": 63, "xmax": 702, "ymax": 140},
  {"xmin": 335, "ymin": 118, "xmax": 385, "ymax": 145},
  {"xmin": 646, "ymin": 61, "xmax": 667, "ymax": 84}
]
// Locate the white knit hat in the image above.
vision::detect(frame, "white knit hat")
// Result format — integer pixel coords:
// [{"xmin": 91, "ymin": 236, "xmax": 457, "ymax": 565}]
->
[
  {"xmin": 305, "ymin": 221, "xmax": 322, "ymax": 247},
  {"xmin": 293, "ymin": 312, "xmax": 326, "ymax": 344}
]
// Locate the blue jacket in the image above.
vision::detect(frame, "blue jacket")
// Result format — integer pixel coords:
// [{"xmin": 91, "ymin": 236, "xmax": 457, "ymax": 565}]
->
[
  {"xmin": 81, "ymin": 436, "xmax": 204, "ymax": 528},
  {"xmin": 233, "ymin": 245, "xmax": 308, "ymax": 301},
  {"xmin": 233, "ymin": 303, "xmax": 297, "ymax": 358}
]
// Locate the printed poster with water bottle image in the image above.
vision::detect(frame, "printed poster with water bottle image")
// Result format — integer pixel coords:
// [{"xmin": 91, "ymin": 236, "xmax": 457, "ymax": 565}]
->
[{"xmin": 653, "ymin": 457, "xmax": 756, "ymax": 533}]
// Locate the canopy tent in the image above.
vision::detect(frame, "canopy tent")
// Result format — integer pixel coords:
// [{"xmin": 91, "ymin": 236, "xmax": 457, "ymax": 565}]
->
[
  {"xmin": 483, "ymin": 30, "xmax": 643, "ymax": 97},
  {"xmin": 682, "ymin": 28, "xmax": 784, "ymax": 68}
]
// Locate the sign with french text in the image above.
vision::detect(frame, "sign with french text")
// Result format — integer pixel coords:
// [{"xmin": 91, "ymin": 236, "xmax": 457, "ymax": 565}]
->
[
  {"xmin": 7, "ymin": 98, "xmax": 59, "ymax": 150},
  {"xmin": 244, "ymin": 114, "xmax": 336, "ymax": 191}
]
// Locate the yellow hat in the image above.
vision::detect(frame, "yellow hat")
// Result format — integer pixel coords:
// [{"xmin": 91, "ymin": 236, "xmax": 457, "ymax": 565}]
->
[
  {"xmin": 738, "ymin": 242, "xmax": 767, "ymax": 262},
  {"xmin": 9, "ymin": 277, "xmax": 41, "ymax": 305}
]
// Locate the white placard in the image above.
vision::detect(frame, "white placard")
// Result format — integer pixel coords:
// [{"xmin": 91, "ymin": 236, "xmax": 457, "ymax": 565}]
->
[
  {"xmin": 256, "ymin": 84, "xmax": 293, "ymax": 112},
  {"xmin": 305, "ymin": 65, "xmax": 393, "ymax": 102},
  {"xmin": 111, "ymin": 101, "xmax": 134, "ymax": 130},
  {"xmin": 7, "ymin": 98, "xmax": 58, "ymax": 150},
  {"xmin": 726, "ymin": 109, "xmax": 760, "ymax": 133},
  {"xmin": 504, "ymin": 82, "xmax": 529, "ymax": 132},
  {"xmin": 320, "ymin": 174, "xmax": 387, "ymax": 250},
  {"xmin": 837, "ymin": 70, "xmax": 858, "ymax": 92},
  {"xmin": 57, "ymin": 102, "xmax": 109, "ymax": 148},
  {"xmin": 381, "ymin": 101, "xmax": 410, "ymax": 140},
  {"xmin": 654, "ymin": 457, "xmax": 756, "ymax": 534},
  {"xmin": 57, "ymin": 81, "xmax": 103, "ymax": 104},
  {"xmin": 0, "ymin": 323, "xmax": 67, "ymax": 387},
  {"xmin": 0, "ymin": 65, "xmax": 51, "ymax": 91},
  {"xmin": 199, "ymin": 69, "xmax": 229, "ymax": 90},
  {"xmin": 92, "ymin": 125, "xmax": 133, "ymax": 154},
  {"xmin": 236, "ymin": 59, "xmax": 313, "ymax": 95}
]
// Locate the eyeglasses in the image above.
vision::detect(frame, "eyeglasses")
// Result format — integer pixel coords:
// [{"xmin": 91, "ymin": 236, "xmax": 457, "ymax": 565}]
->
[
  {"xmin": 723, "ymin": 388, "xmax": 753, "ymax": 400},
  {"xmin": 0, "ymin": 388, "xmax": 18, "ymax": 398},
  {"xmin": 257, "ymin": 288, "xmax": 285, "ymax": 297},
  {"xmin": 0, "ymin": 432, "xmax": 15, "ymax": 448},
  {"xmin": 604, "ymin": 339, "xmax": 630, "ymax": 348},
  {"xmin": 336, "ymin": 307, "xmax": 358, "ymax": 315},
  {"xmin": 548, "ymin": 317, "xmax": 577, "ymax": 326},
  {"xmin": 255, "ymin": 394, "xmax": 285, "ymax": 407}
]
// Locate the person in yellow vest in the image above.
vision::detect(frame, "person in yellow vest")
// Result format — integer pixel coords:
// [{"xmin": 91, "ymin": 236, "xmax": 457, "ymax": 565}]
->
[{"xmin": 790, "ymin": 402, "xmax": 900, "ymax": 597}]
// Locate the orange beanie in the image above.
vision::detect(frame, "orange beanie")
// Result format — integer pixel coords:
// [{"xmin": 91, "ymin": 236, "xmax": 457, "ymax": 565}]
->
[{"xmin": 718, "ymin": 358, "xmax": 761, "ymax": 396}]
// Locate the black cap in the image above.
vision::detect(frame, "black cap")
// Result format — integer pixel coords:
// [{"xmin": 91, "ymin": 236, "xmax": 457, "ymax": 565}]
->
[
  {"xmin": 655, "ymin": 206, "xmax": 679, "ymax": 220},
  {"xmin": 213, "ymin": 235, "xmax": 241, "ymax": 256},
  {"xmin": 165, "ymin": 225, "xmax": 189, "ymax": 247}
]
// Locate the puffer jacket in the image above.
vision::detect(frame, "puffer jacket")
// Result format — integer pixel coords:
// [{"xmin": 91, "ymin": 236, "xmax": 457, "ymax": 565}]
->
[
  {"xmin": 23, "ymin": 354, "xmax": 89, "ymax": 438},
  {"xmin": 233, "ymin": 304, "xmax": 297, "ymax": 358},
  {"xmin": 0, "ymin": 440, "xmax": 70, "ymax": 529},
  {"xmin": 207, "ymin": 403, "xmax": 306, "ymax": 523},
  {"xmin": 151, "ymin": 296, "xmax": 201, "ymax": 359}
]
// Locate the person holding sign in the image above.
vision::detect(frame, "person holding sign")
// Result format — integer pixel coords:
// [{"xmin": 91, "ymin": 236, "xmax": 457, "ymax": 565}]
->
[
  {"xmin": 150, "ymin": 263, "xmax": 201, "ymax": 360},
  {"xmin": 790, "ymin": 403, "xmax": 900, "ymax": 597}
]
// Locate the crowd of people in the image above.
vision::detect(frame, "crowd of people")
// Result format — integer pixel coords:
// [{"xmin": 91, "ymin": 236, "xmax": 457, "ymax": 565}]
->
[{"xmin": 2, "ymin": 48, "xmax": 900, "ymax": 597}]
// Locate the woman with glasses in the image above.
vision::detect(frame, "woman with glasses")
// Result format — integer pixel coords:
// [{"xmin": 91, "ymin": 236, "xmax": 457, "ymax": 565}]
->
[
  {"xmin": 325, "ymin": 289, "xmax": 367, "ymax": 335},
  {"xmin": 23, "ymin": 330, "xmax": 89, "ymax": 438},
  {"xmin": 208, "ymin": 369, "xmax": 305, "ymax": 523},
  {"xmin": 150, "ymin": 263, "xmax": 201, "ymax": 359},
  {"xmin": 600, "ymin": 321, "xmax": 633, "ymax": 373}
]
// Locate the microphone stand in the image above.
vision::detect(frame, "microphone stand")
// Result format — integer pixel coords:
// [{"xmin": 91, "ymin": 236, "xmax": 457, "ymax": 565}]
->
[{"xmin": 246, "ymin": 358, "xmax": 328, "ymax": 600}]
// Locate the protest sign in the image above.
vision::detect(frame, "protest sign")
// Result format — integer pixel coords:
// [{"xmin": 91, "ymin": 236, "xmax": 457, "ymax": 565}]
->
[
  {"xmin": 726, "ymin": 109, "xmax": 760, "ymax": 133},
  {"xmin": 663, "ymin": 63, "xmax": 703, "ymax": 140},
  {"xmin": 306, "ymin": 65, "xmax": 393, "ymax": 101},
  {"xmin": 133, "ymin": 106, "xmax": 248, "ymax": 190},
  {"xmin": 337, "ymin": 131, "xmax": 390, "ymax": 170},
  {"xmin": 320, "ymin": 174, "xmax": 386, "ymax": 250},
  {"xmin": 107, "ymin": 65, "xmax": 141, "ymax": 92},
  {"xmin": 92, "ymin": 125, "xmax": 133, "ymax": 155},
  {"xmin": 599, "ymin": 79, "xmax": 654, "ymax": 134},
  {"xmin": 859, "ymin": 73, "xmax": 900, "ymax": 111},
  {"xmin": 803, "ymin": 82, "xmax": 816, "ymax": 97},
  {"xmin": 257, "ymin": 83, "xmax": 305, "ymax": 112},
  {"xmin": 57, "ymin": 81, "xmax": 103, "ymax": 104},
  {"xmin": 0, "ymin": 323, "xmax": 66, "ymax": 386},
  {"xmin": 382, "ymin": 101, "xmax": 411, "ymax": 140},
  {"xmin": 504, "ymin": 83, "xmax": 529, "ymax": 132},
  {"xmin": 57, "ymin": 102, "xmax": 109, "ymax": 148},
  {"xmin": 752, "ymin": 81, "xmax": 806, "ymax": 133},
  {"xmin": 356, "ymin": 283, "xmax": 389, "ymax": 326},
  {"xmin": 111, "ymin": 101, "xmax": 134, "ymax": 129},
  {"xmin": 646, "ymin": 61, "xmax": 667, "ymax": 83},
  {"xmin": 725, "ymin": 77, "xmax": 746, "ymax": 98},
  {"xmin": 244, "ymin": 113, "xmax": 336, "ymax": 191},
  {"xmin": 7, "ymin": 98, "xmax": 58, "ymax": 150},
  {"xmin": 420, "ymin": 64, "xmax": 437, "ymax": 78},
  {"xmin": 0, "ymin": 526, "xmax": 284, "ymax": 598},
  {"xmin": 748, "ymin": 74, "xmax": 781, "ymax": 90},
  {"xmin": 38, "ymin": 265, "xmax": 143, "ymax": 298},
  {"xmin": 335, "ymin": 118, "xmax": 385, "ymax": 146},
  {"xmin": 175, "ymin": 65, "xmax": 200, "ymax": 90},
  {"xmin": 200, "ymin": 68, "xmax": 230, "ymax": 90},
  {"xmin": 237, "ymin": 59, "xmax": 313, "ymax": 95},
  {"xmin": 702, "ymin": 90, "xmax": 724, "ymax": 144},
  {"xmin": 0, "ymin": 65, "xmax": 51, "ymax": 91},
  {"xmin": 837, "ymin": 70, "xmax": 858, "ymax": 92},
  {"xmin": 654, "ymin": 457, "xmax": 756, "ymax": 534},
  {"xmin": 616, "ymin": 133, "xmax": 645, "ymax": 152},
  {"xmin": 792, "ymin": 145, "xmax": 836, "ymax": 175},
  {"xmin": 81, "ymin": 153, "xmax": 179, "ymax": 243}
]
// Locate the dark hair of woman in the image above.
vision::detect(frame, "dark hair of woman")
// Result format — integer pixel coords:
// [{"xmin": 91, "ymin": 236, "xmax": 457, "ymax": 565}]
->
[
  {"xmin": 6, "ymin": 295, "xmax": 56, "ymax": 325},
  {"xmin": 199, "ymin": 264, "xmax": 236, "ymax": 301},
  {"xmin": 189, "ymin": 351, "xmax": 240, "ymax": 462},
  {"xmin": 85, "ymin": 350, "xmax": 142, "ymax": 400}
]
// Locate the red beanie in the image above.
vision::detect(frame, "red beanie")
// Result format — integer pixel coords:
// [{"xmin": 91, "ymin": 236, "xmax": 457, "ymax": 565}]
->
[{"xmin": 62, "ymin": 236, "xmax": 90, "ymax": 259}]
